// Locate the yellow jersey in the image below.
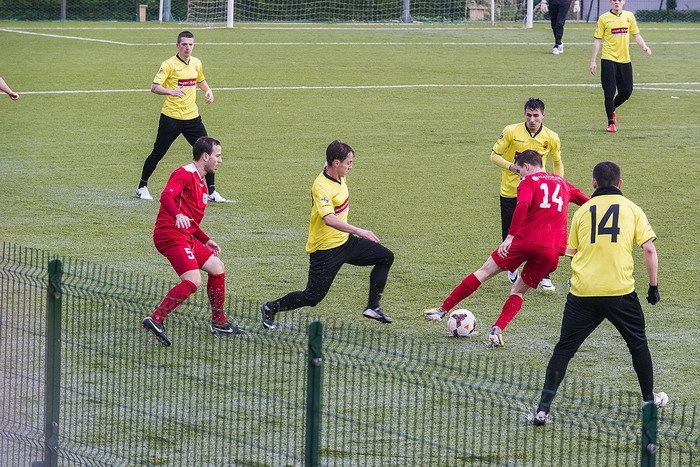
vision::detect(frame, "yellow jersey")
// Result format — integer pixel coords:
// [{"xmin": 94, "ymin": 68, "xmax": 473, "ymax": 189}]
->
[
  {"xmin": 491, "ymin": 123, "xmax": 562, "ymax": 198},
  {"xmin": 305, "ymin": 171, "xmax": 350, "ymax": 253},
  {"xmin": 568, "ymin": 189, "xmax": 656, "ymax": 296},
  {"xmin": 153, "ymin": 55, "xmax": 205, "ymax": 120},
  {"xmin": 594, "ymin": 10, "xmax": 640, "ymax": 64}
]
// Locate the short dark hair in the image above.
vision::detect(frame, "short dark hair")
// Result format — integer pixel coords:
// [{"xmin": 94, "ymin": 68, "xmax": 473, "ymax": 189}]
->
[
  {"xmin": 178, "ymin": 31, "xmax": 194, "ymax": 43},
  {"xmin": 326, "ymin": 140, "xmax": 354, "ymax": 165},
  {"xmin": 524, "ymin": 98, "xmax": 545, "ymax": 112},
  {"xmin": 514, "ymin": 149, "xmax": 543, "ymax": 168},
  {"xmin": 592, "ymin": 161, "xmax": 621, "ymax": 187},
  {"xmin": 193, "ymin": 136, "xmax": 220, "ymax": 161}
]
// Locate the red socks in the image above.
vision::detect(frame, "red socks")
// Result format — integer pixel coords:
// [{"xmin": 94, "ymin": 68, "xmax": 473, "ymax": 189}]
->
[
  {"xmin": 207, "ymin": 272, "xmax": 227, "ymax": 324},
  {"xmin": 493, "ymin": 294, "xmax": 524, "ymax": 330},
  {"xmin": 151, "ymin": 274, "xmax": 228, "ymax": 324},
  {"xmin": 441, "ymin": 274, "xmax": 481, "ymax": 312},
  {"xmin": 152, "ymin": 280, "xmax": 198, "ymax": 323}
]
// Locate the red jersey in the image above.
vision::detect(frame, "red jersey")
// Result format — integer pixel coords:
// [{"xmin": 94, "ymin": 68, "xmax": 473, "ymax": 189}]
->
[
  {"xmin": 154, "ymin": 163, "xmax": 210, "ymax": 243},
  {"xmin": 508, "ymin": 171, "xmax": 589, "ymax": 254}
]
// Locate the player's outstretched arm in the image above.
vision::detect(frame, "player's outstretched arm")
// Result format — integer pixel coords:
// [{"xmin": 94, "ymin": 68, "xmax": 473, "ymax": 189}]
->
[
  {"xmin": 642, "ymin": 239, "xmax": 659, "ymax": 304},
  {"xmin": 323, "ymin": 213, "xmax": 380, "ymax": 243},
  {"xmin": 590, "ymin": 39, "xmax": 602, "ymax": 74},
  {"xmin": 633, "ymin": 34, "xmax": 652, "ymax": 56}
]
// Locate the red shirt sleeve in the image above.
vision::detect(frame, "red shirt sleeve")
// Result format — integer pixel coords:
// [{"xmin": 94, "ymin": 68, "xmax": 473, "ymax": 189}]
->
[
  {"xmin": 566, "ymin": 180, "xmax": 590, "ymax": 206},
  {"xmin": 192, "ymin": 227, "xmax": 210, "ymax": 244},
  {"xmin": 159, "ymin": 170, "xmax": 186, "ymax": 218},
  {"xmin": 509, "ymin": 179, "xmax": 534, "ymax": 237}
]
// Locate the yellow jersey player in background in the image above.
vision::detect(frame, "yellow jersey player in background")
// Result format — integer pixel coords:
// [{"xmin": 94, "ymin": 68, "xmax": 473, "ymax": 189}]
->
[
  {"xmin": 590, "ymin": 0, "xmax": 652, "ymax": 133},
  {"xmin": 490, "ymin": 98, "xmax": 564, "ymax": 291},
  {"xmin": 136, "ymin": 31, "xmax": 229, "ymax": 203}
]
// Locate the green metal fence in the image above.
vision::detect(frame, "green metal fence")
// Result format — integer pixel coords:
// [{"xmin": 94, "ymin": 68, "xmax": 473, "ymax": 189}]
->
[{"xmin": 1, "ymin": 243, "xmax": 698, "ymax": 465}]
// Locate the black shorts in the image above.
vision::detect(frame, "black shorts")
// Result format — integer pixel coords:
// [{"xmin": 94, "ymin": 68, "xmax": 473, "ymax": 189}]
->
[{"xmin": 500, "ymin": 196, "xmax": 517, "ymax": 241}]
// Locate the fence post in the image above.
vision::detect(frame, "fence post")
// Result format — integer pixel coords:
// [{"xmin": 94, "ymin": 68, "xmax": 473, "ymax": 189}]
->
[
  {"xmin": 305, "ymin": 321, "xmax": 323, "ymax": 467},
  {"xmin": 44, "ymin": 259, "xmax": 63, "ymax": 467},
  {"xmin": 400, "ymin": 0, "xmax": 412, "ymax": 23},
  {"xmin": 641, "ymin": 401, "xmax": 658, "ymax": 466}
]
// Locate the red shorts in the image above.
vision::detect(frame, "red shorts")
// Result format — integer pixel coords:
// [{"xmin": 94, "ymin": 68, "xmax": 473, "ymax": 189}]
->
[
  {"xmin": 491, "ymin": 239, "xmax": 560, "ymax": 289},
  {"xmin": 154, "ymin": 230, "xmax": 213, "ymax": 277}
]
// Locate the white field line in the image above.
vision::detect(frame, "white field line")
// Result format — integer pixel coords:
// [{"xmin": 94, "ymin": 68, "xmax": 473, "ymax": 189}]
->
[
  {"xmin": 0, "ymin": 29, "xmax": 697, "ymax": 46},
  {"xmin": 0, "ymin": 28, "xmax": 130, "ymax": 44},
  {"xmin": 2, "ymin": 24, "xmax": 700, "ymax": 31},
  {"xmin": 136, "ymin": 41, "xmax": 700, "ymax": 46},
  {"xmin": 18, "ymin": 82, "xmax": 700, "ymax": 95}
]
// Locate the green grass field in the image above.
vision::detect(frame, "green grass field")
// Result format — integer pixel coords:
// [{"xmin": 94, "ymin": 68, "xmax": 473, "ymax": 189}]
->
[{"xmin": 2, "ymin": 20, "xmax": 699, "ymax": 407}]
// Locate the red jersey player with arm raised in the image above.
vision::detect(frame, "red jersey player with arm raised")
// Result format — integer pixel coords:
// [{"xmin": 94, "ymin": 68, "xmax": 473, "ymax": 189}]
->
[
  {"xmin": 424, "ymin": 150, "xmax": 589, "ymax": 347},
  {"xmin": 142, "ymin": 136, "xmax": 242, "ymax": 346}
]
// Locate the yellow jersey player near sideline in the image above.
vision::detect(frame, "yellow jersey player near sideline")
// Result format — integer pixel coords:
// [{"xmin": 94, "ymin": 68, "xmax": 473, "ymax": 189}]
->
[
  {"xmin": 490, "ymin": 97, "xmax": 563, "ymax": 291},
  {"xmin": 136, "ymin": 30, "xmax": 229, "ymax": 203},
  {"xmin": 590, "ymin": 0, "xmax": 651, "ymax": 133},
  {"xmin": 259, "ymin": 140, "xmax": 395, "ymax": 330},
  {"xmin": 532, "ymin": 161, "xmax": 667, "ymax": 426}
]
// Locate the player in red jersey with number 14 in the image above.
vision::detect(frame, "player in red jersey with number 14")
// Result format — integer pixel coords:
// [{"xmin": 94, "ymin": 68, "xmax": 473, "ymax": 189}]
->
[
  {"xmin": 143, "ymin": 136, "xmax": 242, "ymax": 346},
  {"xmin": 424, "ymin": 150, "xmax": 589, "ymax": 347}
]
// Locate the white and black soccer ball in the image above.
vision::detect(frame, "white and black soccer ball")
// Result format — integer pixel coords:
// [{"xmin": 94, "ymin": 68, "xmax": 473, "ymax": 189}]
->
[{"xmin": 447, "ymin": 309, "xmax": 477, "ymax": 337}]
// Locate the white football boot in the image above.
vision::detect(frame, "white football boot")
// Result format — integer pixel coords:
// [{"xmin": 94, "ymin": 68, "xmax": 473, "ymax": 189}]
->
[{"xmin": 135, "ymin": 186, "xmax": 153, "ymax": 200}]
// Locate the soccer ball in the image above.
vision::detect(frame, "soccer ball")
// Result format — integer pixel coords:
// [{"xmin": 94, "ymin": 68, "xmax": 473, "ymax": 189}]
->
[{"xmin": 447, "ymin": 309, "xmax": 477, "ymax": 337}]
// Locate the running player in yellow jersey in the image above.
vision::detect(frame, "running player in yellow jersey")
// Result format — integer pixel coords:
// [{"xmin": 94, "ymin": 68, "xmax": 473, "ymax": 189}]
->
[
  {"xmin": 533, "ymin": 161, "xmax": 667, "ymax": 426},
  {"xmin": 136, "ymin": 31, "xmax": 229, "ymax": 203},
  {"xmin": 260, "ymin": 140, "xmax": 395, "ymax": 329},
  {"xmin": 590, "ymin": 0, "xmax": 651, "ymax": 133},
  {"xmin": 490, "ymin": 98, "xmax": 564, "ymax": 291}
]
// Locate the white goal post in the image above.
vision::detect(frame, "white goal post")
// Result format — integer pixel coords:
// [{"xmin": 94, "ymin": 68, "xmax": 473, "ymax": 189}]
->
[
  {"xmin": 186, "ymin": 0, "xmax": 234, "ymax": 27},
  {"xmin": 172, "ymin": 0, "xmax": 543, "ymax": 27}
]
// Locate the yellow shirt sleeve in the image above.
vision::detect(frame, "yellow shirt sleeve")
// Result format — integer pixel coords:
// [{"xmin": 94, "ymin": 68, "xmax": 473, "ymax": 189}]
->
[
  {"xmin": 550, "ymin": 135, "xmax": 563, "ymax": 176},
  {"xmin": 634, "ymin": 206, "xmax": 656, "ymax": 246},
  {"xmin": 568, "ymin": 209, "xmax": 582, "ymax": 251},
  {"xmin": 311, "ymin": 181, "xmax": 335, "ymax": 218},
  {"xmin": 629, "ymin": 13, "xmax": 640, "ymax": 35},
  {"xmin": 153, "ymin": 60, "xmax": 170, "ymax": 86},
  {"xmin": 492, "ymin": 126, "xmax": 512, "ymax": 157},
  {"xmin": 594, "ymin": 16, "xmax": 605, "ymax": 39},
  {"xmin": 491, "ymin": 126, "xmax": 514, "ymax": 170},
  {"xmin": 196, "ymin": 59, "xmax": 206, "ymax": 84}
]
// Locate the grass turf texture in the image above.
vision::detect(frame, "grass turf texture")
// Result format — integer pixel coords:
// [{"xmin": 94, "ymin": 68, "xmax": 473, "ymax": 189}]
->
[{"xmin": 1, "ymin": 21, "xmax": 699, "ymax": 409}]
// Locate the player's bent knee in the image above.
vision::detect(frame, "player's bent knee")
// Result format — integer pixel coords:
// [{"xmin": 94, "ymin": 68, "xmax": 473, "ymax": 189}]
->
[
  {"xmin": 384, "ymin": 249, "xmax": 395, "ymax": 266},
  {"xmin": 180, "ymin": 270, "xmax": 202, "ymax": 288},
  {"xmin": 202, "ymin": 255, "xmax": 225, "ymax": 275}
]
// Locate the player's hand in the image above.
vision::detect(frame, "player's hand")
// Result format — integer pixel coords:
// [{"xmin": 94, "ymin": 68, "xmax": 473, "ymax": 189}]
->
[
  {"xmin": 175, "ymin": 213, "xmax": 192, "ymax": 229},
  {"xmin": 7, "ymin": 92, "xmax": 19, "ymax": 101},
  {"xmin": 590, "ymin": 62, "xmax": 597, "ymax": 75},
  {"xmin": 509, "ymin": 164, "xmax": 520, "ymax": 176},
  {"xmin": 204, "ymin": 89, "xmax": 214, "ymax": 104},
  {"xmin": 646, "ymin": 284, "xmax": 660, "ymax": 305},
  {"xmin": 356, "ymin": 228, "xmax": 380, "ymax": 243},
  {"xmin": 171, "ymin": 86, "xmax": 185, "ymax": 97},
  {"xmin": 643, "ymin": 46, "xmax": 652, "ymax": 56},
  {"xmin": 498, "ymin": 235, "xmax": 514, "ymax": 259},
  {"xmin": 206, "ymin": 239, "xmax": 221, "ymax": 255}
]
